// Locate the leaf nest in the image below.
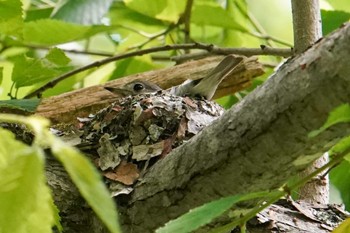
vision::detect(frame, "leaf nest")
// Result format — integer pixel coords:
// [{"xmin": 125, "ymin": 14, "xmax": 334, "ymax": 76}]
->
[{"xmin": 79, "ymin": 91, "xmax": 224, "ymax": 196}]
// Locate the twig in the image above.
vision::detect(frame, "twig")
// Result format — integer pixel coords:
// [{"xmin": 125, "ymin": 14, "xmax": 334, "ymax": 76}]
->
[
  {"xmin": 26, "ymin": 44, "xmax": 114, "ymax": 57},
  {"xmin": 171, "ymin": 45, "xmax": 292, "ymax": 63},
  {"xmin": 24, "ymin": 43, "xmax": 212, "ymax": 98},
  {"xmin": 24, "ymin": 43, "xmax": 292, "ymax": 98},
  {"xmin": 235, "ymin": 1, "xmax": 293, "ymax": 48},
  {"xmin": 182, "ymin": 0, "xmax": 194, "ymax": 52},
  {"xmin": 127, "ymin": 24, "xmax": 177, "ymax": 50}
]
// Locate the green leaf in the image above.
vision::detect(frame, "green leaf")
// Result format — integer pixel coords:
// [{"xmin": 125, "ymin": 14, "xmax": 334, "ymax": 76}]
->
[
  {"xmin": 10, "ymin": 54, "xmax": 68, "ymax": 88},
  {"xmin": 329, "ymin": 135, "xmax": 350, "ymax": 159},
  {"xmin": 308, "ymin": 104, "xmax": 350, "ymax": 137},
  {"xmin": 109, "ymin": 2, "xmax": 164, "ymax": 29},
  {"xmin": 321, "ymin": 10, "xmax": 350, "ymax": 35},
  {"xmin": 110, "ymin": 56, "xmax": 159, "ymax": 80},
  {"xmin": 0, "ymin": 128, "xmax": 55, "ymax": 233},
  {"xmin": 23, "ymin": 19, "xmax": 111, "ymax": 45},
  {"xmin": 156, "ymin": 191, "xmax": 269, "ymax": 233},
  {"xmin": 0, "ymin": 99, "xmax": 41, "ymax": 112},
  {"xmin": 124, "ymin": 0, "xmax": 186, "ymax": 23},
  {"xmin": 46, "ymin": 47, "xmax": 71, "ymax": 66},
  {"xmin": 332, "ymin": 218, "xmax": 350, "ymax": 233},
  {"xmin": 330, "ymin": 161, "xmax": 350, "ymax": 211},
  {"xmin": 51, "ymin": 0, "xmax": 113, "ymax": 25},
  {"xmin": 51, "ymin": 140, "xmax": 121, "ymax": 233},
  {"xmin": 25, "ymin": 7, "xmax": 54, "ymax": 22},
  {"xmin": 0, "ymin": 0, "xmax": 23, "ymax": 37},
  {"xmin": 191, "ymin": 2, "xmax": 248, "ymax": 32},
  {"xmin": 0, "ymin": 67, "xmax": 3, "ymax": 85}
]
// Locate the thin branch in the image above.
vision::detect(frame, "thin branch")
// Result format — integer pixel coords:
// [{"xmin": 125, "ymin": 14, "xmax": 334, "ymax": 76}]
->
[
  {"xmin": 171, "ymin": 45, "xmax": 292, "ymax": 63},
  {"xmin": 25, "ymin": 44, "xmax": 114, "ymax": 57},
  {"xmin": 24, "ymin": 43, "xmax": 292, "ymax": 99},
  {"xmin": 182, "ymin": 0, "xmax": 194, "ymax": 51},
  {"xmin": 235, "ymin": 1, "xmax": 293, "ymax": 48},
  {"xmin": 248, "ymin": 31, "xmax": 293, "ymax": 47},
  {"xmin": 126, "ymin": 24, "xmax": 177, "ymax": 50}
]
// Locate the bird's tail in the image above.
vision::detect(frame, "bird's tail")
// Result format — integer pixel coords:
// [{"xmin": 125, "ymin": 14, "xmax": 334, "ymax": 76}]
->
[{"xmin": 192, "ymin": 55, "xmax": 243, "ymax": 99}]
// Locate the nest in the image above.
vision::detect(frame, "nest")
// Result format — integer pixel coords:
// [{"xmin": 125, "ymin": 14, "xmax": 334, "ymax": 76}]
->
[{"xmin": 79, "ymin": 91, "xmax": 224, "ymax": 196}]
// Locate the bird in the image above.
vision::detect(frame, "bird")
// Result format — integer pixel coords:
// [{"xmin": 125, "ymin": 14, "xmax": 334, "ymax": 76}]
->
[{"xmin": 105, "ymin": 55, "xmax": 243, "ymax": 100}]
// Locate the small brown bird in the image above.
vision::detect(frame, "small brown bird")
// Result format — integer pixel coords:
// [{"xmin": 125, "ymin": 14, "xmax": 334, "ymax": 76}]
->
[{"xmin": 105, "ymin": 55, "xmax": 243, "ymax": 100}]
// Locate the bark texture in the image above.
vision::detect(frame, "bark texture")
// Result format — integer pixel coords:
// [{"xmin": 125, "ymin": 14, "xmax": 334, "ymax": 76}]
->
[
  {"xmin": 47, "ymin": 23, "xmax": 350, "ymax": 232},
  {"xmin": 291, "ymin": 0, "xmax": 329, "ymax": 204},
  {"xmin": 291, "ymin": 0, "xmax": 322, "ymax": 53}
]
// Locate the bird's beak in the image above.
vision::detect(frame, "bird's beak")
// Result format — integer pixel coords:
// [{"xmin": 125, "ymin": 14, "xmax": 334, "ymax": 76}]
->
[{"xmin": 104, "ymin": 86, "xmax": 132, "ymax": 97}]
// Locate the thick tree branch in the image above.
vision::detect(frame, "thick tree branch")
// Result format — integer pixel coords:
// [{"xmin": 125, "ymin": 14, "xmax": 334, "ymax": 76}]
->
[
  {"xmin": 123, "ymin": 24, "xmax": 350, "ymax": 232},
  {"xmin": 47, "ymin": 23, "xmax": 350, "ymax": 232}
]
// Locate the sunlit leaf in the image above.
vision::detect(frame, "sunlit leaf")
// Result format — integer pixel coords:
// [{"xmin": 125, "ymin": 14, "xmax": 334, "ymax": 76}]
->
[
  {"xmin": 51, "ymin": 0, "xmax": 113, "ymax": 25},
  {"xmin": 192, "ymin": 2, "xmax": 248, "ymax": 32},
  {"xmin": 46, "ymin": 47, "xmax": 71, "ymax": 66},
  {"xmin": 308, "ymin": 104, "xmax": 350, "ymax": 137},
  {"xmin": 0, "ymin": 129, "xmax": 55, "ymax": 233},
  {"xmin": 51, "ymin": 140, "xmax": 121, "ymax": 233},
  {"xmin": 0, "ymin": 0, "xmax": 23, "ymax": 37},
  {"xmin": 23, "ymin": 19, "xmax": 111, "ymax": 45},
  {"xmin": 124, "ymin": 0, "xmax": 185, "ymax": 23},
  {"xmin": 10, "ymin": 54, "xmax": 70, "ymax": 88}
]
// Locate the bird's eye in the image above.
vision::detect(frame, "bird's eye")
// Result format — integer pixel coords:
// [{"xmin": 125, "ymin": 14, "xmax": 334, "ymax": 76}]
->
[{"xmin": 133, "ymin": 83, "xmax": 144, "ymax": 92}]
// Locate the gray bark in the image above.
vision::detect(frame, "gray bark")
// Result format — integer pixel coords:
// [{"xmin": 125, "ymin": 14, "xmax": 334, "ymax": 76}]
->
[
  {"xmin": 291, "ymin": 0, "xmax": 322, "ymax": 53},
  {"xmin": 291, "ymin": 0, "xmax": 329, "ymax": 204},
  {"xmin": 47, "ymin": 23, "xmax": 350, "ymax": 232}
]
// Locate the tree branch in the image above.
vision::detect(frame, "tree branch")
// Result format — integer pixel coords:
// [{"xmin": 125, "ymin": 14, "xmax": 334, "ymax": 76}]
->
[
  {"xmin": 46, "ymin": 23, "xmax": 350, "ymax": 232},
  {"xmin": 182, "ymin": 0, "xmax": 194, "ymax": 49},
  {"xmin": 35, "ymin": 56, "xmax": 264, "ymax": 123},
  {"xmin": 291, "ymin": 0, "xmax": 322, "ymax": 53},
  {"xmin": 24, "ymin": 43, "xmax": 291, "ymax": 99}
]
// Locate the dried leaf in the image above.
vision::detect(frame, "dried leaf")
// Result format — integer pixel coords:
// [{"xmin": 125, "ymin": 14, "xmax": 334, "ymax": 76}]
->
[
  {"xmin": 148, "ymin": 124, "xmax": 164, "ymax": 141},
  {"xmin": 104, "ymin": 161, "xmax": 140, "ymax": 185},
  {"xmin": 132, "ymin": 141, "xmax": 164, "ymax": 161},
  {"xmin": 97, "ymin": 134, "xmax": 121, "ymax": 170}
]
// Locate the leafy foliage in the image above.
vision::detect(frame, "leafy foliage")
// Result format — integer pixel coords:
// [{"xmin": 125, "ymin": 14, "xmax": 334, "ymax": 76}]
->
[
  {"xmin": 308, "ymin": 104, "xmax": 350, "ymax": 138},
  {"xmin": 0, "ymin": 114, "xmax": 121, "ymax": 233},
  {"xmin": 51, "ymin": 0, "xmax": 114, "ymax": 25},
  {"xmin": 321, "ymin": 10, "xmax": 350, "ymax": 35},
  {"xmin": 0, "ymin": 128, "xmax": 55, "ymax": 233},
  {"xmin": 156, "ymin": 191, "xmax": 270, "ymax": 233}
]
